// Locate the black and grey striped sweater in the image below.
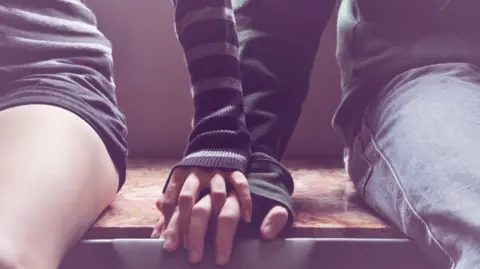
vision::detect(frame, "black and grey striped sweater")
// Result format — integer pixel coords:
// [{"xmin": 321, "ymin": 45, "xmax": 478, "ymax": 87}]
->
[
  {"xmin": 170, "ymin": 0, "xmax": 251, "ymax": 173},
  {"xmin": 166, "ymin": 0, "xmax": 296, "ymax": 230}
]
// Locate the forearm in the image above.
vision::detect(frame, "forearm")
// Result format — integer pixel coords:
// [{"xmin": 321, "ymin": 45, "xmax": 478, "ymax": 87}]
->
[
  {"xmin": 231, "ymin": 0, "xmax": 336, "ymax": 232},
  {"xmin": 172, "ymin": 0, "xmax": 251, "ymax": 173}
]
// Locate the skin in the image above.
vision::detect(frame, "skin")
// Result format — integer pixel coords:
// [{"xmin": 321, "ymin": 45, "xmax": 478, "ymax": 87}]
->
[
  {"xmin": 0, "ymin": 105, "xmax": 119, "ymax": 269},
  {"xmin": 158, "ymin": 168, "xmax": 253, "ymax": 247},
  {"xmin": 152, "ymin": 192, "xmax": 289, "ymax": 265}
]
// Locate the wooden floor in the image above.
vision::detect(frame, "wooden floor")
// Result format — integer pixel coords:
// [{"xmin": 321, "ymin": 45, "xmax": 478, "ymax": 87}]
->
[{"xmin": 86, "ymin": 159, "xmax": 403, "ymax": 239}]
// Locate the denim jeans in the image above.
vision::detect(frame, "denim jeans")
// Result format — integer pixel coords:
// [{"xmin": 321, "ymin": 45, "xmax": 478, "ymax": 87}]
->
[
  {"xmin": 346, "ymin": 63, "xmax": 480, "ymax": 269},
  {"xmin": 339, "ymin": 1, "xmax": 480, "ymax": 268},
  {"xmin": 234, "ymin": 0, "xmax": 480, "ymax": 268}
]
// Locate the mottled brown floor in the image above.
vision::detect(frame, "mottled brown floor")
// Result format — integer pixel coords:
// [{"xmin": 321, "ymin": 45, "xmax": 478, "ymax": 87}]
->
[{"xmin": 86, "ymin": 159, "xmax": 403, "ymax": 239}]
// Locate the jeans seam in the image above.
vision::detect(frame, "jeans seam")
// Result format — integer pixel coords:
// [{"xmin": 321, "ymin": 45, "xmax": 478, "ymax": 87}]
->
[
  {"xmin": 356, "ymin": 131, "xmax": 374, "ymax": 198},
  {"xmin": 362, "ymin": 119, "xmax": 455, "ymax": 269},
  {"xmin": 349, "ymin": 133, "xmax": 374, "ymax": 199}
]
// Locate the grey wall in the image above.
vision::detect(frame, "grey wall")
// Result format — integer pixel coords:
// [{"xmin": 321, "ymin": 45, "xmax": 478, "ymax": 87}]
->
[{"xmin": 87, "ymin": 0, "xmax": 343, "ymax": 159}]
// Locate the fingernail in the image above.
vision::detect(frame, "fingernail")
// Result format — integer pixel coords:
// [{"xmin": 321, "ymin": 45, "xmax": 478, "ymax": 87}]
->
[
  {"xmin": 217, "ymin": 255, "xmax": 228, "ymax": 265},
  {"xmin": 151, "ymin": 229, "xmax": 160, "ymax": 238},
  {"xmin": 164, "ymin": 236, "xmax": 175, "ymax": 251},
  {"xmin": 262, "ymin": 224, "xmax": 273, "ymax": 238},
  {"xmin": 163, "ymin": 237, "xmax": 171, "ymax": 249}
]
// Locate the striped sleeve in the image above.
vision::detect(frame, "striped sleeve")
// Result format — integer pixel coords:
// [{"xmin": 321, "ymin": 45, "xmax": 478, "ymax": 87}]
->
[{"xmin": 170, "ymin": 0, "xmax": 252, "ymax": 173}]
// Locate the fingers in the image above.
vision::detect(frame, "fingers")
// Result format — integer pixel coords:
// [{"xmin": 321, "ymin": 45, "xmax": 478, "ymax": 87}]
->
[
  {"xmin": 188, "ymin": 195, "xmax": 213, "ymax": 263},
  {"xmin": 178, "ymin": 172, "xmax": 202, "ymax": 243},
  {"xmin": 229, "ymin": 171, "xmax": 252, "ymax": 222},
  {"xmin": 157, "ymin": 169, "xmax": 188, "ymax": 221},
  {"xmin": 260, "ymin": 206, "xmax": 289, "ymax": 240},
  {"xmin": 163, "ymin": 208, "xmax": 181, "ymax": 252},
  {"xmin": 216, "ymin": 192, "xmax": 241, "ymax": 265},
  {"xmin": 151, "ymin": 214, "xmax": 165, "ymax": 238},
  {"xmin": 157, "ymin": 166, "xmax": 250, "ymax": 266},
  {"xmin": 209, "ymin": 173, "xmax": 227, "ymax": 216},
  {"xmin": 159, "ymin": 168, "xmax": 248, "ymax": 222}
]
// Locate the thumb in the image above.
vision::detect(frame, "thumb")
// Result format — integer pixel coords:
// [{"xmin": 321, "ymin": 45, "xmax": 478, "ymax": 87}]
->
[{"xmin": 260, "ymin": 206, "xmax": 289, "ymax": 240}]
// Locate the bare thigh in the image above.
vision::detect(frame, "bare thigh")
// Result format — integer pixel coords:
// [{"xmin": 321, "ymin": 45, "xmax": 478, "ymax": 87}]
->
[{"xmin": 0, "ymin": 105, "xmax": 119, "ymax": 269}]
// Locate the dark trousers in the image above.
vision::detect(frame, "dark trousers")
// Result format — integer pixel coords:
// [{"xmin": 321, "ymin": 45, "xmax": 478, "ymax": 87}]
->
[{"xmin": 233, "ymin": 0, "xmax": 336, "ymax": 160}]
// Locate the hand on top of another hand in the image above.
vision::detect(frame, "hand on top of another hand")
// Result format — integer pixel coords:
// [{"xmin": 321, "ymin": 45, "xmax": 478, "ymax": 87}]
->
[
  {"xmin": 155, "ymin": 167, "xmax": 252, "ymax": 248},
  {"xmin": 152, "ymin": 191, "xmax": 289, "ymax": 265}
]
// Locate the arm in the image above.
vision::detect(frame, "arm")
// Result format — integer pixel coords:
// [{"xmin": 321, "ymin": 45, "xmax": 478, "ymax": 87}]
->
[
  {"xmin": 165, "ymin": 0, "xmax": 252, "ymax": 181},
  {"xmin": 234, "ymin": 0, "xmax": 336, "ymax": 232}
]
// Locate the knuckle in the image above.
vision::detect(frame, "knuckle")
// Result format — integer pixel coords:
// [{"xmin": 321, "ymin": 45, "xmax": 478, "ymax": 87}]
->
[
  {"xmin": 211, "ymin": 175, "xmax": 226, "ymax": 188},
  {"xmin": 178, "ymin": 193, "xmax": 194, "ymax": 204},
  {"xmin": 162, "ymin": 191, "xmax": 177, "ymax": 203},
  {"xmin": 218, "ymin": 212, "xmax": 239, "ymax": 224},
  {"xmin": 212, "ymin": 184, "xmax": 224, "ymax": 191},
  {"xmin": 191, "ymin": 205, "xmax": 210, "ymax": 219},
  {"xmin": 212, "ymin": 174, "xmax": 225, "ymax": 185},
  {"xmin": 242, "ymin": 195, "xmax": 252, "ymax": 204},
  {"xmin": 161, "ymin": 198, "xmax": 176, "ymax": 209},
  {"xmin": 155, "ymin": 199, "xmax": 162, "ymax": 209},
  {"xmin": 235, "ymin": 180, "xmax": 249, "ymax": 190},
  {"xmin": 212, "ymin": 172, "xmax": 224, "ymax": 180},
  {"xmin": 211, "ymin": 191, "xmax": 227, "ymax": 201},
  {"xmin": 163, "ymin": 228, "xmax": 176, "ymax": 237},
  {"xmin": 154, "ymin": 221, "xmax": 165, "ymax": 230},
  {"xmin": 231, "ymin": 170, "xmax": 244, "ymax": 177},
  {"xmin": 168, "ymin": 177, "xmax": 177, "ymax": 186},
  {"xmin": 231, "ymin": 171, "xmax": 246, "ymax": 180}
]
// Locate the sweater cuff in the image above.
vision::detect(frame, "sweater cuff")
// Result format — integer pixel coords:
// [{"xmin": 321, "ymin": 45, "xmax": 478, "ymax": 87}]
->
[
  {"xmin": 162, "ymin": 149, "xmax": 250, "ymax": 193},
  {"xmin": 178, "ymin": 149, "xmax": 249, "ymax": 172},
  {"xmin": 237, "ymin": 152, "xmax": 295, "ymax": 237}
]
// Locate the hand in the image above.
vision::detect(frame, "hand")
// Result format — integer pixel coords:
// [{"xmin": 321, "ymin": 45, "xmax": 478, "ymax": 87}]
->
[
  {"xmin": 151, "ymin": 192, "xmax": 289, "ymax": 265},
  {"xmin": 156, "ymin": 168, "xmax": 252, "ymax": 246}
]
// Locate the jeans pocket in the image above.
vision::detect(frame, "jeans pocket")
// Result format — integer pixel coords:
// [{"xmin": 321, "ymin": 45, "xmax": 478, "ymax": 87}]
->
[{"xmin": 345, "ymin": 136, "xmax": 373, "ymax": 199}]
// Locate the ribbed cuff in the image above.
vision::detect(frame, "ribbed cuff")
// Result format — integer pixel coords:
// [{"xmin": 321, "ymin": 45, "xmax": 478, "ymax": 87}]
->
[{"xmin": 162, "ymin": 149, "xmax": 250, "ymax": 193}]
